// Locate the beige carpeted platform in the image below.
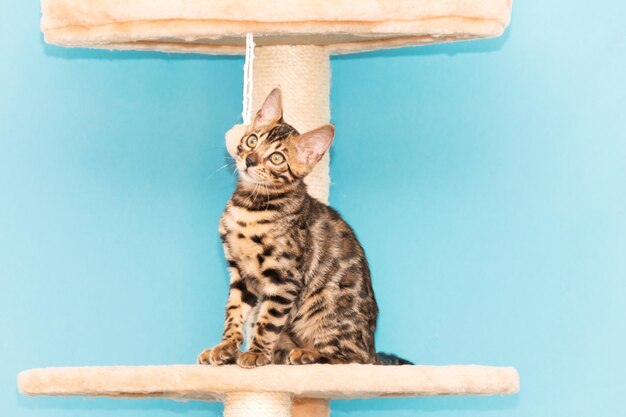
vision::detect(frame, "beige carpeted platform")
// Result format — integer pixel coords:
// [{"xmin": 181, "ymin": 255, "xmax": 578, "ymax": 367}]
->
[
  {"xmin": 18, "ymin": 364, "xmax": 519, "ymax": 401},
  {"xmin": 40, "ymin": 0, "xmax": 512, "ymax": 54}
]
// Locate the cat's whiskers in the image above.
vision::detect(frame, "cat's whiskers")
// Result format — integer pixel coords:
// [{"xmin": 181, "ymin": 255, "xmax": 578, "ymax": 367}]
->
[
  {"xmin": 215, "ymin": 163, "xmax": 230, "ymax": 172},
  {"xmin": 244, "ymin": 182, "xmax": 261, "ymax": 206},
  {"xmin": 243, "ymin": 184, "xmax": 254, "ymax": 204},
  {"xmin": 263, "ymin": 184, "xmax": 271, "ymax": 211},
  {"xmin": 204, "ymin": 161, "xmax": 236, "ymax": 182},
  {"xmin": 251, "ymin": 183, "xmax": 260, "ymax": 203}
]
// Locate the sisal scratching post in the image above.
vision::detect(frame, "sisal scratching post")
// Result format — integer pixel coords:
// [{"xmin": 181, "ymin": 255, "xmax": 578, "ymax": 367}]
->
[
  {"xmin": 224, "ymin": 392, "xmax": 293, "ymax": 417},
  {"xmin": 252, "ymin": 45, "xmax": 331, "ymax": 204}
]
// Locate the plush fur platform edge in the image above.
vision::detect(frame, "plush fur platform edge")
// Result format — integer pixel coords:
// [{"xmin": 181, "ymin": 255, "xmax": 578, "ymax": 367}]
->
[
  {"xmin": 40, "ymin": 0, "xmax": 512, "ymax": 54},
  {"xmin": 18, "ymin": 364, "xmax": 520, "ymax": 401}
]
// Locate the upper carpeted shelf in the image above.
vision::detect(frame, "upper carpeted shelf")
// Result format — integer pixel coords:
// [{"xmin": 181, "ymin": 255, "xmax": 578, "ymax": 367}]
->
[{"xmin": 41, "ymin": 0, "xmax": 512, "ymax": 55}]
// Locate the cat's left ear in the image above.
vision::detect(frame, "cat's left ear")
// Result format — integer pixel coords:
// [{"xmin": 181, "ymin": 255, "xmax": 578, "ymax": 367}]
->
[
  {"xmin": 294, "ymin": 124, "xmax": 335, "ymax": 166},
  {"xmin": 252, "ymin": 88, "xmax": 283, "ymax": 129}
]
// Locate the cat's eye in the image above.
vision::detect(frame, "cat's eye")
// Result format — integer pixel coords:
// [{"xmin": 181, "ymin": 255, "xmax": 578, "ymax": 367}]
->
[
  {"xmin": 269, "ymin": 152, "xmax": 285, "ymax": 165},
  {"xmin": 246, "ymin": 135, "xmax": 258, "ymax": 148}
]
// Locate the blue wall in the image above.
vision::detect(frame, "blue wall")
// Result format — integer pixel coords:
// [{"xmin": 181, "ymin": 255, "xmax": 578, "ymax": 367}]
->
[{"xmin": 2, "ymin": 1, "xmax": 625, "ymax": 416}]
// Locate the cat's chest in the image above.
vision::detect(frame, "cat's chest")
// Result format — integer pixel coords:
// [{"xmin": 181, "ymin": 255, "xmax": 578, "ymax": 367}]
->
[{"xmin": 220, "ymin": 204, "xmax": 282, "ymax": 264}]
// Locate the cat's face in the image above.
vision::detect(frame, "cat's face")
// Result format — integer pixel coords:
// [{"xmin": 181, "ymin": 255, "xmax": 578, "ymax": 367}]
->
[{"xmin": 226, "ymin": 88, "xmax": 334, "ymax": 187}]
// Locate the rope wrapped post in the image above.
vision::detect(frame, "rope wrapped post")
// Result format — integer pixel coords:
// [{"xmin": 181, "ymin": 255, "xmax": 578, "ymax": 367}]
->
[
  {"xmin": 223, "ymin": 392, "xmax": 331, "ymax": 417},
  {"xmin": 224, "ymin": 392, "xmax": 292, "ymax": 417},
  {"xmin": 252, "ymin": 45, "xmax": 331, "ymax": 204}
]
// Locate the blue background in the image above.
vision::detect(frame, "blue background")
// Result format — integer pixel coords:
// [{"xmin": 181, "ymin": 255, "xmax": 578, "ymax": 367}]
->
[{"xmin": 1, "ymin": 1, "xmax": 625, "ymax": 416}]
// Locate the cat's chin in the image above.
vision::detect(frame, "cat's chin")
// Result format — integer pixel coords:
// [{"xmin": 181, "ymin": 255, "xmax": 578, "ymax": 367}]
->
[{"xmin": 238, "ymin": 170, "xmax": 265, "ymax": 186}]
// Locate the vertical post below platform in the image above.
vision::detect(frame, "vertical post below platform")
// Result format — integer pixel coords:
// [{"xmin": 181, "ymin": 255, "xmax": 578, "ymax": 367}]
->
[
  {"xmin": 223, "ymin": 393, "xmax": 330, "ymax": 417},
  {"xmin": 292, "ymin": 397, "xmax": 331, "ymax": 417},
  {"xmin": 224, "ymin": 392, "xmax": 293, "ymax": 417}
]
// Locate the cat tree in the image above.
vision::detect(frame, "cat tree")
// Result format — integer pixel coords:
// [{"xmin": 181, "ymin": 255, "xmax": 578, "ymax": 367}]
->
[{"xmin": 19, "ymin": 1, "xmax": 517, "ymax": 416}]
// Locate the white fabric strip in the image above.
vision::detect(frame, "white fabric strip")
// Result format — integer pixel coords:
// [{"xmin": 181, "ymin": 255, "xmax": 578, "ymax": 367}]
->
[{"xmin": 241, "ymin": 33, "xmax": 256, "ymax": 124}]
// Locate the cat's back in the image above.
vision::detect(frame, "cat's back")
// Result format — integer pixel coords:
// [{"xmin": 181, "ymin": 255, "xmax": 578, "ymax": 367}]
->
[
  {"xmin": 304, "ymin": 198, "xmax": 368, "ymax": 264},
  {"xmin": 287, "ymin": 196, "xmax": 379, "ymax": 362}
]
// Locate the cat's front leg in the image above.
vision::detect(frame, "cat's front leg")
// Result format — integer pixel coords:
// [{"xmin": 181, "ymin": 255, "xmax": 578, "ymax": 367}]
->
[
  {"xmin": 200, "ymin": 260, "xmax": 258, "ymax": 365},
  {"xmin": 237, "ymin": 277, "xmax": 300, "ymax": 368}
]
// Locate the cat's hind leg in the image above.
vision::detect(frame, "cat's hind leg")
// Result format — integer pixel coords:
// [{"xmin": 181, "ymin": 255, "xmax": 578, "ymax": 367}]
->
[
  {"xmin": 287, "ymin": 348, "xmax": 332, "ymax": 365},
  {"xmin": 273, "ymin": 332, "xmax": 298, "ymax": 365}
]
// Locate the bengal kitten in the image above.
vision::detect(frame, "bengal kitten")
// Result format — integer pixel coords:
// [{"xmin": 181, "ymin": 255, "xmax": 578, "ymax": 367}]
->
[{"xmin": 198, "ymin": 88, "xmax": 409, "ymax": 368}]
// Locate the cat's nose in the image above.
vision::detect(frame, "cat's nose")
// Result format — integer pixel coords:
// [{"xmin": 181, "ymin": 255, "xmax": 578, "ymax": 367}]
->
[{"xmin": 245, "ymin": 155, "xmax": 257, "ymax": 168}]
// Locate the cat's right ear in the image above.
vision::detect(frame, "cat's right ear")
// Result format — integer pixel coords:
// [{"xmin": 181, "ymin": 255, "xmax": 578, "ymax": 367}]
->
[{"xmin": 252, "ymin": 88, "xmax": 283, "ymax": 129}]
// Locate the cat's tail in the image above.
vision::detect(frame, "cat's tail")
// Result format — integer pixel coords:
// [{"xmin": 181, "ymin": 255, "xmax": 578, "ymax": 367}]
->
[{"xmin": 376, "ymin": 352, "xmax": 413, "ymax": 365}]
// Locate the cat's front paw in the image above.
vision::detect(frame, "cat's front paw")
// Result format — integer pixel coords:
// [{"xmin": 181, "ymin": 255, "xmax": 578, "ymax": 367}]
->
[
  {"xmin": 197, "ymin": 348, "xmax": 212, "ymax": 365},
  {"xmin": 236, "ymin": 350, "xmax": 271, "ymax": 368},
  {"xmin": 208, "ymin": 342, "xmax": 239, "ymax": 365}
]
